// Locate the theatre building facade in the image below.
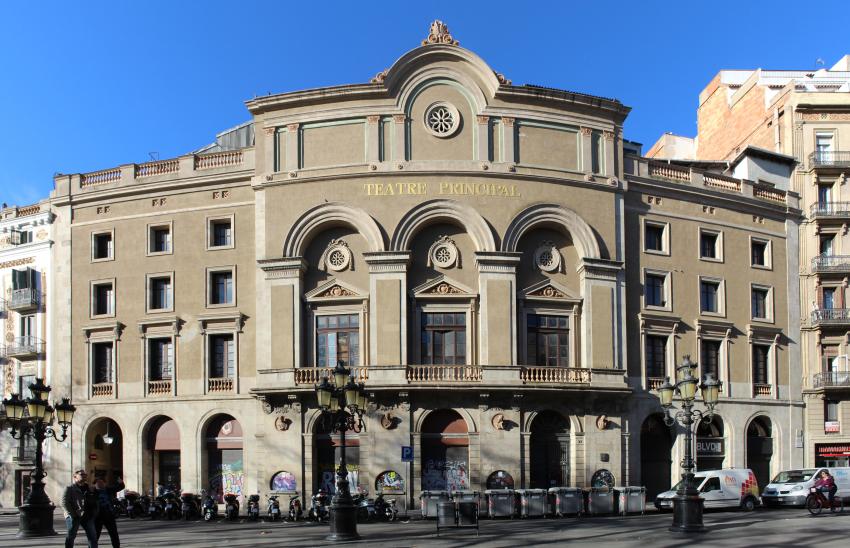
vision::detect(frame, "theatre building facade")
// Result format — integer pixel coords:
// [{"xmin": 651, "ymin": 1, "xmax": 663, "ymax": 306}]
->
[{"xmin": 48, "ymin": 23, "xmax": 803, "ymax": 508}]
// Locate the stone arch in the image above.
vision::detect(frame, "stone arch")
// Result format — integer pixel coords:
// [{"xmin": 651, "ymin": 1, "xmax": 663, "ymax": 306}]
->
[
  {"xmin": 304, "ymin": 408, "xmax": 325, "ymax": 436},
  {"xmin": 522, "ymin": 409, "xmax": 583, "ymax": 434},
  {"xmin": 83, "ymin": 415, "xmax": 125, "ymax": 486},
  {"xmin": 140, "ymin": 414, "xmax": 181, "ymax": 493},
  {"xmin": 391, "ymin": 199, "xmax": 496, "ymax": 253},
  {"xmin": 199, "ymin": 413, "xmax": 245, "ymax": 502},
  {"xmin": 413, "ymin": 406, "xmax": 478, "ymax": 433},
  {"xmin": 502, "ymin": 203, "xmax": 602, "ymax": 260},
  {"xmin": 745, "ymin": 414, "xmax": 774, "ymax": 489},
  {"xmin": 283, "ymin": 201, "xmax": 385, "ymax": 257},
  {"xmin": 195, "ymin": 408, "xmax": 247, "ymax": 445},
  {"xmin": 528, "ymin": 410, "xmax": 570, "ymax": 489}
]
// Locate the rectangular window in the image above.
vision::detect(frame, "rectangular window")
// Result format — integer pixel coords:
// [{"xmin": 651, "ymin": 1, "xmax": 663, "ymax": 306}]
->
[
  {"xmin": 149, "ymin": 276, "xmax": 173, "ymax": 311},
  {"xmin": 210, "ymin": 219, "xmax": 233, "ymax": 248},
  {"xmin": 92, "ymin": 282, "xmax": 114, "ymax": 316},
  {"xmin": 752, "ymin": 344, "xmax": 770, "ymax": 385},
  {"xmin": 820, "ymin": 235, "xmax": 834, "ymax": 256},
  {"xmin": 818, "ymin": 184, "xmax": 833, "ymax": 205},
  {"xmin": 700, "ymin": 280, "xmax": 720, "ymax": 313},
  {"xmin": 20, "ymin": 314, "xmax": 35, "ymax": 340},
  {"xmin": 209, "ymin": 334, "xmax": 235, "ymax": 378},
  {"xmin": 751, "ymin": 240, "xmax": 768, "ymax": 267},
  {"xmin": 421, "ymin": 312, "xmax": 467, "ymax": 365},
  {"xmin": 12, "ymin": 267, "xmax": 36, "ymax": 290},
  {"xmin": 751, "ymin": 287, "xmax": 769, "ymax": 320},
  {"xmin": 92, "ymin": 232, "xmax": 113, "ymax": 260},
  {"xmin": 825, "ymin": 400, "xmax": 839, "ymax": 423},
  {"xmin": 822, "ymin": 345, "xmax": 841, "ymax": 373},
  {"xmin": 92, "ymin": 342, "xmax": 113, "ymax": 384},
  {"xmin": 148, "ymin": 338, "xmax": 173, "ymax": 381},
  {"xmin": 816, "ymin": 132, "xmax": 834, "ymax": 162},
  {"xmin": 644, "ymin": 223, "xmax": 666, "ymax": 253},
  {"xmin": 149, "ymin": 225, "xmax": 171, "ymax": 254},
  {"xmin": 645, "ymin": 335, "xmax": 666, "ymax": 378},
  {"xmin": 526, "ymin": 314, "xmax": 570, "ymax": 367},
  {"xmin": 645, "ymin": 273, "xmax": 667, "ymax": 307},
  {"xmin": 701, "ymin": 340, "xmax": 721, "ymax": 380},
  {"xmin": 700, "ymin": 231, "xmax": 719, "ymax": 259},
  {"xmin": 316, "ymin": 314, "xmax": 360, "ymax": 367},
  {"xmin": 209, "ymin": 270, "xmax": 234, "ymax": 305},
  {"xmin": 823, "ymin": 287, "xmax": 836, "ymax": 310}
]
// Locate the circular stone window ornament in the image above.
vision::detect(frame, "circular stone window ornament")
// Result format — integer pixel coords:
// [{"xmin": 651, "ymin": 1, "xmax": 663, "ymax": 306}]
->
[
  {"xmin": 534, "ymin": 241, "xmax": 562, "ymax": 273},
  {"xmin": 424, "ymin": 102, "xmax": 461, "ymax": 138},
  {"xmin": 322, "ymin": 239, "xmax": 352, "ymax": 272},
  {"xmin": 428, "ymin": 235, "xmax": 460, "ymax": 268}
]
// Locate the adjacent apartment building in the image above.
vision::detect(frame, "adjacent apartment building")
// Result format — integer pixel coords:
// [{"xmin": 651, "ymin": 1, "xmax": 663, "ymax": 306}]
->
[{"xmin": 648, "ymin": 54, "xmax": 850, "ymax": 469}]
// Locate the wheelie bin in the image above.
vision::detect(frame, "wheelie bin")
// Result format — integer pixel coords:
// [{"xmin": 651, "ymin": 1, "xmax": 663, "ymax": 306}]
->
[
  {"xmin": 587, "ymin": 487, "xmax": 614, "ymax": 515},
  {"xmin": 548, "ymin": 487, "xmax": 583, "ymax": 516},
  {"xmin": 516, "ymin": 489, "xmax": 547, "ymax": 518},
  {"xmin": 420, "ymin": 490, "xmax": 450, "ymax": 518},
  {"xmin": 615, "ymin": 486, "xmax": 646, "ymax": 515},
  {"xmin": 484, "ymin": 489, "xmax": 515, "ymax": 518}
]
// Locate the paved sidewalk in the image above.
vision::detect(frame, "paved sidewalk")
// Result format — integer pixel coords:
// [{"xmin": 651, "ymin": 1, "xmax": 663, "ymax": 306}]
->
[{"xmin": 0, "ymin": 508, "xmax": 847, "ymax": 547}]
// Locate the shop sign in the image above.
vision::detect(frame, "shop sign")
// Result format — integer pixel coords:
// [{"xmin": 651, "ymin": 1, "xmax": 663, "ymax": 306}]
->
[
  {"xmin": 816, "ymin": 444, "xmax": 850, "ymax": 457},
  {"xmin": 88, "ymin": 453, "xmax": 97, "ymax": 461},
  {"xmin": 825, "ymin": 421, "xmax": 841, "ymax": 434},
  {"xmin": 696, "ymin": 437, "xmax": 724, "ymax": 457}
]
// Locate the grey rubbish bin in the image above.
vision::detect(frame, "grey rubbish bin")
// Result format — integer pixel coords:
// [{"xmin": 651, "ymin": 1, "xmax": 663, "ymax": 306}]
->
[
  {"xmin": 587, "ymin": 487, "xmax": 614, "ymax": 515},
  {"xmin": 451, "ymin": 490, "xmax": 481, "ymax": 507},
  {"xmin": 420, "ymin": 490, "xmax": 450, "ymax": 518},
  {"xmin": 436, "ymin": 501, "xmax": 456, "ymax": 532},
  {"xmin": 484, "ymin": 489, "xmax": 515, "ymax": 518},
  {"xmin": 615, "ymin": 486, "xmax": 646, "ymax": 515},
  {"xmin": 457, "ymin": 501, "xmax": 479, "ymax": 535},
  {"xmin": 548, "ymin": 487, "xmax": 583, "ymax": 516},
  {"xmin": 516, "ymin": 489, "xmax": 547, "ymax": 518}
]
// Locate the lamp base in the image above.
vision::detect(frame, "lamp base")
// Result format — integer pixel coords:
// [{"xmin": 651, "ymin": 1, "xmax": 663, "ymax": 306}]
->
[
  {"xmin": 669, "ymin": 493, "xmax": 706, "ymax": 534},
  {"xmin": 16, "ymin": 502, "xmax": 57, "ymax": 538},
  {"xmin": 327, "ymin": 502, "xmax": 360, "ymax": 542}
]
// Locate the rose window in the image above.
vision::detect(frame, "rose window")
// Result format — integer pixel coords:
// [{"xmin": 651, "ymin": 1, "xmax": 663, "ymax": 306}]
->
[
  {"xmin": 328, "ymin": 250, "xmax": 347, "ymax": 268},
  {"xmin": 429, "ymin": 236, "xmax": 459, "ymax": 268},
  {"xmin": 424, "ymin": 102, "xmax": 460, "ymax": 138},
  {"xmin": 533, "ymin": 243, "xmax": 562, "ymax": 273},
  {"xmin": 323, "ymin": 240, "xmax": 352, "ymax": 272}
]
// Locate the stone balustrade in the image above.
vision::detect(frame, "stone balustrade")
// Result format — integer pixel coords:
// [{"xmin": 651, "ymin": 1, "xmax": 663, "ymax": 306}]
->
[
  {"xmin": 91, "ymin": 383, "xmax": 114, "ymax": 398},
  {"xmin": 520, "ymin": 366, "xmax": 591, "ymax": 384},
  {"xmin": 294, "ymin": 366, "xmax": 369, "ymax": 385},
  {"xmin": 208, "ymin": 377, "xmax": 234, "ymax": 392},
  {"xmin": 406, "ymin": 365, "xmax": 483, "ymax": 382},
  {"xmin": 148, "ymin": 379, "xmax": 172, "ymax": 396}
]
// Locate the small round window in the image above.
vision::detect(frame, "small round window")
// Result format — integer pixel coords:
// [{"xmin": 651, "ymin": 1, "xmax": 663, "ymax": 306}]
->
[{"xmin": 424, "ymin": 102, "xmax": 461, "ymax": 138}]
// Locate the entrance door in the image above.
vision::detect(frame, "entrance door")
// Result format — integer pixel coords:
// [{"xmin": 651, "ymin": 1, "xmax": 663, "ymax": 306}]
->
[
  {"xmin": 421, "ymin": 410, "xmax": 469, "ymax": 491},
  {"xmin": 640, "ymin": 414, "xmax": 673, "ymax": 498},
  {"xmin": 529, "ymin": 410, "xmax": 569, "ymax": 489},
  {"xmin": 746, "ymin": 417, "xmax": 773, "ymax": 490},
  {"xmin": 158, "ymin": 451, "xmax": 181, "ymax": 491}
]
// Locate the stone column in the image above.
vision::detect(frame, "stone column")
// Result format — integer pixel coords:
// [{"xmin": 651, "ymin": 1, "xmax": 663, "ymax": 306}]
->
[
  {"xmin": 285, "ymin": 123, "xmax": 299, "ymax": 172},
  {"xmin": 364, "ymin": 252, "xmax": 410, "ymax": 366},
  {"xmin": 262, "ymin": 126, "xmax": 277, "ymax": 174},
  {"xmin": 603, "ymin": 130, "xmax": 616, "ymax": 177},
  {"xmin": 501, "ymin": 117, "xmax": 515, "ymax": 164},
  {"xmin": 475, "ymin": 253, "xmax": 521, "ymax": 365},
  {"xmin": 366, "ymin": 115, "xmax": 381, "ymax": 164},
  {"xmin": 392, "ymin": 115, "xmax": 407, "ymax": 162},
  {"xmin": 258, "ymin": 258, "xmax": 306, "ymax": 369},
  {"xmin": 476, "ymin": 115, "xmax": 489, "ymax": 161},
  {"xmin": 580, "ymin": 127, "xmax": 594, "ymax": 176}
]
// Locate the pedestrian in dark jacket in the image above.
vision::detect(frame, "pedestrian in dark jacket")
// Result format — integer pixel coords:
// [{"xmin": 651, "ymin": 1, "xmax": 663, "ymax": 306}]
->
[
  {"xmin": 94, "ymin": 478, "xmax": 120, "ymax": 547},
  {"xmin": 61, "ymin": 469, "xmax": 98, "ymax": 548}
]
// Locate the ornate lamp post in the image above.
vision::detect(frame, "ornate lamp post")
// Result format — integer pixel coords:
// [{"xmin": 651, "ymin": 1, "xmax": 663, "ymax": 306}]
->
[
  {"xmin": 656, "ymin": 356, "xmax": 721, "ymax": 533},
  {"xmin": 315, "ymin": 361, "xmax": 367, "ymax": 542},
  {"xmin": 1, "ymin": 378, "xmax": 76, "ymax": 538}
]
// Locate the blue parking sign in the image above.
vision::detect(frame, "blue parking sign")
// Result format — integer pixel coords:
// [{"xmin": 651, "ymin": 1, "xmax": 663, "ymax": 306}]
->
[{"xmin": 401, "ymin": 446, "xmax": 413, "ymax": 462}]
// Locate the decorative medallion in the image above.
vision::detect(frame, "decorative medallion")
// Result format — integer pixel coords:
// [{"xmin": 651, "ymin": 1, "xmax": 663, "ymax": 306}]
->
[
  {"xmin": 596, "ymin": 415, "xmax": 610, "ymax": 431},
  {"xmin": 316, "ymin": 284, "xmax": 356, "ymax": 298},
  {"xmin": 275, "ymin": 416, "xmax": 292, "ymax": 431},
  {"xmin": 322, "ymin": 239, "xmax": 352, "ymax": 272},
  {"xmin": 424, "ymin": 102, "xmax": 461, "ymax": 138},
  {"xmin": 421, "ymin": 20, "xmax": 458, "ymax": 46},
  {"xmin": 380, "ymin": 412, "xmax": 397, "ymax": 430},
  {"xmin": 428, "ymin": 235, "xmax": 460, "ymax": 268},
  {"xmin": 533, "ymin": 241, "xmax": 562, "ymax": 273},
  {"xmin": 491, "ymin": 413, "xmax": 505, "ymax": 431},
  {"xmin": 531, "ymin": 285, "xmax": 568, "ymax": 299}
]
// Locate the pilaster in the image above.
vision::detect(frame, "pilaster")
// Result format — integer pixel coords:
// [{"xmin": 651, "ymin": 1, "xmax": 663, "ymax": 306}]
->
[
  {"xmin": 364, "ymin": 252, "xmax": 411, "ymax": 365},
  {"xmin": 475, "ymin": 252, "xmax": 521, "ymax": 365}
]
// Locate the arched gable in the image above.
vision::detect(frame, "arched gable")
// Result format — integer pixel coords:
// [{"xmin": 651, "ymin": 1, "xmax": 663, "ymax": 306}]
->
[
  {"xmin": 391, "ymin": 199, "xmax": 496, "ymax": 252},
  {"xmin": 503, "ymin": 203, "xmax": 601, "ymax": 260},
  {"xmin": 283, "ymin": 201, "xmax": 385, "ymax": 257}
]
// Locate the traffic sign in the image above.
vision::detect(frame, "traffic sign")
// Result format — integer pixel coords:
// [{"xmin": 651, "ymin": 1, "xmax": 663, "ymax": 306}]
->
[{"xmin": 401, "ymin": 446, "xmax": 413, "ymax": 462}]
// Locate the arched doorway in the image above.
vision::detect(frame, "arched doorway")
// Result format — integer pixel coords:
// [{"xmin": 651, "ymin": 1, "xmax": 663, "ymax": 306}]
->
[
  {"xmin": 529, "ymin": 410, "xmax": 570, "ymax": 489},
  {"xmin": 314, "ymin": 414, "xmax": 360, "ymax": 495},
  {"xmin": 145, "ymin": 416, "xmax": 180, "ymax": 492},
  {"xmin": 746, "ymin": 416, "xmax": 773, "ymax": 489},
  {"xmin": 696, "ymin": 415, "xmax": 725, "ymax": 471},
  {"xmin": 204, "ymin": 415, "xmax": 244, "ymax": 502},
  {"xmin": 640, "ymin": 414, "xmax": 673, "ymax": 498},
  {"xmin": 85, "ymin": 418, "xmax": 123, "ymax": 486},
  {"xmin": 421, "ymin": 409, "xmax": 469, "ymax": 491}
]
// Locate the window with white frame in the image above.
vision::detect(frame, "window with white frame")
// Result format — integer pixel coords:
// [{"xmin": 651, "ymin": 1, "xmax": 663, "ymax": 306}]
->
[
  {"xmin": 208, "ymin": 268, "xmax": 235, "ymax": 306},
  {"xmin": 316, "ymin": 314, "xmax": 360, "ymax": 367},
  {"xmin": 208, "ymin": 217, "xmax": 234, "ymax": 249},
  {"xmin": 148, "ymin": 224, "xmax": 172, "ymax": 255},
  {"xmin": 699, "ymin": 278, "xmax": 723, "ymax": 314},
  {"xmin": 644, "ymin": 221, "xmax": 669, "ymax": 254},
  {"xmin": 92, "ymin": 342, "xmax": 114, "ymax": 384},
  {"xmin": 820, "ymin": 233, "xmax": 835, "ymax": 256},
  {"xmin": 91, "ymin": 280, "xmax": 115, "ymax": 317},
  {"xmin": 699, "ymin": 228, "xmax": 722, "ymax": 261},
  {"xmin": 701, "ymin": 339, "xmax": 722, "ymax": 381},
  {"xmin": 148, "ymin": 274, "xmax": 173, "ymax": 312},
  {"xmin": 208, "ymin": 334, "xmax": 235, "ymax": 379},
  {"xmin": 752, "ymin": 344, "xmax": 770, "ymax": 386},
  {"xmin": 751, "ymin": 285, "xmax": 772, "ymax": 321},
  {"xmin": 750, "ymin": 238, "xmax": 770, "ymax": 268},
  {"xmin": 815, "ymin": 132, "xmax": 834, "ymax": 162},
  {"xmin": 645, "ymin": 334, "xmax": 667, "ymax": 379},
  {"xmin": 92, "ymin": 231, "xmax": 114, "ymax": 261},
  {"xmin": 644, "ymin": 270, "xmax": 669, "ymax": 308},
  {"xmin": 148, "ymin": 337, "xmax": 174, "ymax": 381}
]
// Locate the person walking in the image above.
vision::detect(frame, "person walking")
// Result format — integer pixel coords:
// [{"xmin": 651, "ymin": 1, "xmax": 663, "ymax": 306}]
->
[
  {"xmin": 61, "ymin": 469, "xmax": 98, "ymax": 548},
  {"xmin": 94, "ymin": 478, "xmax": 121, "ymax": 548}
]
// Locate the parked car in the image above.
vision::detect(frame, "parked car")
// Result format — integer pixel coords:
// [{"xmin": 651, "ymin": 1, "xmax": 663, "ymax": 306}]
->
[
  {"xmin": 655, "ymin": 469, "xmax": 759, "ymax": 511},
  {"xmin": 762, "ymin": 467, "xmax": 850, "ymax": 507}
]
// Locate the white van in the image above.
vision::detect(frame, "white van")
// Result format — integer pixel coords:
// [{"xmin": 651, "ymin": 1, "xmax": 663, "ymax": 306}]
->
[
  {"xmin": 655, "ymin": 469, "xmax": 760, "ymax": 511},
  {"xmin": 761, "ymin": 467, "xmax": 850, "ymax": 507}
]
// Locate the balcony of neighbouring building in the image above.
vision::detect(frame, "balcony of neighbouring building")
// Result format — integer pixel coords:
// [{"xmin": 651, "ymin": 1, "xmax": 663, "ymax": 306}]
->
[
  {"xmin": 810, "ymin": 151, "xmax": 850, "ymax": 169},
  {"xmin": 7, "ymin": 288, "xmax": 39, "ymax": 311},
  {"xmin": 812, "ymin": 254, "xmax": 850, "ymax": 273},
  {"xmin": 2, "ymin": 336, "xmax": 45, "ymax": 358},
  {"xmin": 810, "ymin": 202, "xmax": 850, "ymax": 220},
  {"xmin": 813, "ymin": 371, "xmax": 850, "ymax": 389},
  {"xmin": 811, "ymin": 308, "xmax": 850, "ymax": 326}
]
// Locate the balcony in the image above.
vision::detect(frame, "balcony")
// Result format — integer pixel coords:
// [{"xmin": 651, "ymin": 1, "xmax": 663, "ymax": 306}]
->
[
  {"xmin": 521, "ymin": 366, "xmax": 591, "ymax": 385},
  {"xmin": 647, "ymin": 377, "xmax": 665, "ymax": 390},
  {"xmin": 812, "ymin": 254, "xmax": 850, "ymax": 273},
  {"xmin": 208, "ymin": 377, "xmax": 234, "ymax": 393},
  {"xmin": 811, "ymin": 308, "xmax": 850, "ymax": 326},
  {"xmin": 293, "ymin": 366, "xmax": 370, "ymax": 386},
  {"xmin": 753, "ymin": 383, "xmax": 772, "ymax": 397},
  {"xmin": 91, "ymin": 383, "xmax": 114, "ymax": 398},
  {"xmin": 407, "ymin": 365, "xmax": 482, "ymax": 383},
  {"xmin": 7, "ymin": 288, "xmax": 39, "ymax": 311},
  {"xmin": 810, "ymin": 202, "xmax": 850, "ymax": 219},
  {"xmin": 813, "ymin": 371, "xmax": 850, "ymax": 389},
  {"xmin": 147, "ymin": 379, "xmax": 172, "ymax": 396},
  {"xmin": 810, "ymin": 151, "xmax": 850, "ymax": 169},
  {"xmin": 2, "ymin": 336, "xmax": 45, "ymax": 358}
]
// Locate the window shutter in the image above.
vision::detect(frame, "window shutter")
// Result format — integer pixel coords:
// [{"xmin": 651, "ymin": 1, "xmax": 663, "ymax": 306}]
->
[
  {"xmin": 839, "ymin": 287, "xmax": 846, "ymax": 309},
  {"xmin": 27, "ymin": 267, "xmax": 36, "ymax": 290},
  {"xmin": 227, "ymin": 338, "xmax": 235, "ymax": 378},
  {"xmin": 817, "ymin": 287, "xmax": 824, "ymax": 309}
]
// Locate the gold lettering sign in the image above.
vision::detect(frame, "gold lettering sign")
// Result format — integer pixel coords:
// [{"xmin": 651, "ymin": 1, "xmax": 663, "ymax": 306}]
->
[{"xmin": 363, "ymin": 182, "xmax": 520, "ymax": 197}]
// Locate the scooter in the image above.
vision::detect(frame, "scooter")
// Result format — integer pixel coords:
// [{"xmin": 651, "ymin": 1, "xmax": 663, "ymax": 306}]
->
[
  {"xmin": 288, "ymin": 494, "xmax": 303, "ymax": 521},
  {"xmin": 181, "ymin": 492, "xmax": 200, "ymax": 520},
  {"xmin": 374, "ymin": 493, "xmax": 398, "ymax": 522},
  {"xmin": 247, "ymin": 494, "xmax": 261, "ymax": 521},
  {"xmin": 148, "ymin": 491, "xmax": 164, "ymax": 520},
  {"xmin": 266, "ymin": 495, "xmax": 281, "ymax": 521},
  {"xmin": 224, "ymin": 493, "xmax": 240, "ymax": 521},
  {"xmin": 352, "ymin": 490, "xmax": 375, "ymax": 523},
  {"xmin": 125, "ymin": 491, "xmax": 142, "ymax": 519},
  {"xmin": 202, "ymin": 492, "xmax": 218, "ymax": 522},
  {"xmin": 308, "ymin": 490, "xmax": 330, "ymax": 522},
  {"xmin": 163, "ymin": 491, "xmax": 180, "ymax": 520}
]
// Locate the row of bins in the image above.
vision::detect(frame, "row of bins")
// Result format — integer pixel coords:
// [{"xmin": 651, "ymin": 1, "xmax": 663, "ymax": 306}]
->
[{"xmin": 421, "ymin": 487, "xmax": 645, "ymax": 519}]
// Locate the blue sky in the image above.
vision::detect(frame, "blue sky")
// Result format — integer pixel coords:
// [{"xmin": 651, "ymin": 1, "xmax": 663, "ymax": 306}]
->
[{"xmin": 2, "ymin": 1, "xmax": 849, "ymax": 205}]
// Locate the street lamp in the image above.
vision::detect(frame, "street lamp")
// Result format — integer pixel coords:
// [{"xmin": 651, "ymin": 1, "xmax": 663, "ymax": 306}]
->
[
  {"xmin": 1, "ymin": 379, "xmax": 76, "ymax": 538},
  {"xmin": 314, "ymin": 361, "xmax": 367, "ymax": 542},
  {"xmin": 656, "ymin": 356, "xmax": 721, "ymax": 534}
]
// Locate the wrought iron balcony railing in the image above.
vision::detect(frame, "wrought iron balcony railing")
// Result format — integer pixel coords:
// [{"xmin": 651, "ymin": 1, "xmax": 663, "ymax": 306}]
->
[
  {"xmin": 810, "ymin": 151, "xmax": 850, "ymax": 168},
  {"xmin": 812, "ymin": 254, "xmax": 850, "ymax": 273},
  {"xmin": 2, "ymin": 336, "xmax": 45, "ymax": 358},
  {"xmin": 8, "ymin": 288, "xmax": 39, "ymax": 310},
  {"xmin": 813, "ymin": 371, "xmax": 850, "ymax": 388},
  {"xmin": 810, "ymin": 201, "xmax": 850, "ymax": 219},
  {"xmin": 812, "ymin": 308, "xmax": 850, "ymax": 325}
]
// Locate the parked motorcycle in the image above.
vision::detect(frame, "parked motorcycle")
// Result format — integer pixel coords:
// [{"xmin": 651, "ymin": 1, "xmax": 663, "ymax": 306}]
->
[
  {"xmin": 125, "ymin": 491, "xmax": 143, "ymax": 519},
  {"xmin": 352, "ymin": 490, "xmax": 375, "ymax": 523},
  {"xmin": 148, "ymin": 491, "xmax": 164, "ymax": 520},
  {"xmin": 374, "ymin": 492, "xmax": 398, "ymax": 522},
  {"xmin": 266, "ymin": 495, "xmax": 281, "ymax": 521},
  {"xmin": 202, "ymin": 492, "xmax": 218, "ymax": 522},
  {"xmin": 308, "ymin": 490, "xmax": 330, "ymax": 522},
  {"xmin": 246, "ymin": 494, "xmax": 261, "ymax": 521},
  {"xmin": 181, "ymin": 492, "xmax": 200, "ymax": 520},
  {"xmin": 288, "ymin": 494, "xmax": 303, "ymax": 521},
  {"xmin": 163, "ymin": 491, "xmax": 180, "ymax": 520},
  {"xmin": 224, "ymin": 493, "xmax": 240, "ymax": 521}
]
